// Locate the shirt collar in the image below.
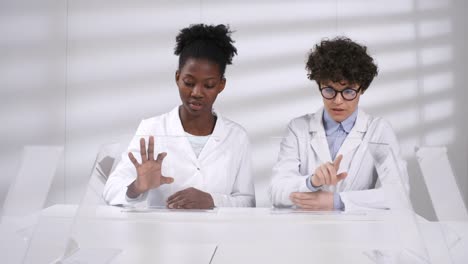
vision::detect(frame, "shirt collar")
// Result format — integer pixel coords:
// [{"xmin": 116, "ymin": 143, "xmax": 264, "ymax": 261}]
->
[{"xmin": 323, "ymin": 108, "xmax": 358, "ymax": 135}]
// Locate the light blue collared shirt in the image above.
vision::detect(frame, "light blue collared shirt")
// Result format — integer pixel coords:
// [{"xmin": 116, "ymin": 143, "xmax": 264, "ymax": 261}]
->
[
  {"xmin": 306, "ymin": 108, "xmax": 358, "ymax": 210},
  {"xmin": 323, "ymin": 108, "xmax": 358, "ymax": 160}
]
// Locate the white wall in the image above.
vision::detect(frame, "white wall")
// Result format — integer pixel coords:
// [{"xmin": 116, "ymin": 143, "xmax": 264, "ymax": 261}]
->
[
  {"xmin": 0, "ymin": 0, "xmax": 67, "ymax": 213},
  {"xmin": 1, "ymin": 0, "xmax": 467, "ymax": 219}
]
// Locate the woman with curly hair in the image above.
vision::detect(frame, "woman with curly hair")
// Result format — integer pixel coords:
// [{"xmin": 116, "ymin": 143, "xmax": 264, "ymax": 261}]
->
[
  {"xmin": 269, "ymin": 37, "xmax": 408, "ymax": 211},
  {"xmin": 103, "ymin": 24, "xmax": 255, "ymax": 209}
]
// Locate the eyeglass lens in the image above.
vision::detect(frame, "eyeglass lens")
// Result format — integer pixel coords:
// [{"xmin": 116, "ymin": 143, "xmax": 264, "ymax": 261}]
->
[{"xmin": 321, "ymin": 87, "xmax": 357, "ymax": 100}]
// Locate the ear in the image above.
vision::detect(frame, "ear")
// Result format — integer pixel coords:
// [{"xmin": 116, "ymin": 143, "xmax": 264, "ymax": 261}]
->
[
  {"xmin": 175, "ymin": 70, "xmax": 180, "ymax": 83},
  {"xmin": 218, "ymin": 77, "xmax": 226, "ymax": 94}
]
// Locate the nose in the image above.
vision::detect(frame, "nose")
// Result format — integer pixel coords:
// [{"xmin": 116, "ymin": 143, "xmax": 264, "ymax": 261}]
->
[
  {"xmin": 333, "ymin": 92, "xmax": 344, "ymax": 104},
  {"xmin": 191, "ymin": 84, "xmax": 203, "ymax": 98}
]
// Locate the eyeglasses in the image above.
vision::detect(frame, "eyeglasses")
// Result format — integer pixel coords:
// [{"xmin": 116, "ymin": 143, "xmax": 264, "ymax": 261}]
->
[{"xmin": 319, "ymin": 86, "xmax": 361, "ymax": 101}]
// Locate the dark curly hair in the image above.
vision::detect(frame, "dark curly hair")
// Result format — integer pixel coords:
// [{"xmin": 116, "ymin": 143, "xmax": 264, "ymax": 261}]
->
[
  {"xmin": 174, "ymin": 24, "xmax": 237, "ymax": 77},
  {"xmin": 305, "ymin": 37, "xmax": 378, "ymax": 93}
]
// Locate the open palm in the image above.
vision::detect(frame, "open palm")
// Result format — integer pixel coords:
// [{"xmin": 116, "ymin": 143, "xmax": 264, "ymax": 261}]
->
[{"xmin": 128, "ymin": 136, "xmax": 174, "ymax": 194}]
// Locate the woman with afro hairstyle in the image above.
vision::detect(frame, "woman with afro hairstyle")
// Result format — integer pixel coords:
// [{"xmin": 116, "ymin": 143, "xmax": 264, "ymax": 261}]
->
[
  {"xmin": 269, "ymin": 37, "xmax": 408, "ymax": 211},
  {"xmin": 104, "ymin": 24, "xmax": 255, "ymax": 209}
]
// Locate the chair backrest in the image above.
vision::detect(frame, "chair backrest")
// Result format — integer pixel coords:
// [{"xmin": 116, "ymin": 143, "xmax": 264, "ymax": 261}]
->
[
  {"xmin": 81, "ymin": 142, "xmax": 123, "ymax": 205},
  {"xmin": 415, "ymin": 146, "xmax": 468, "ymax": 221}
]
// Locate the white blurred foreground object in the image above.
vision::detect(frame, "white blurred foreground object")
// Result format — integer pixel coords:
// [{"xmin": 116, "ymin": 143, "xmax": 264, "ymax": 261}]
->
[
  {"xmin": 415, "ymin": 146, "xmax": 468, "ymax": 221},
  {"xmin": 1, "ymin": 146, "xmax": 64, "ymax": 218},
  {"xmin": 0, "ymin": 146, "xmax": 63, "ymax": 264}
]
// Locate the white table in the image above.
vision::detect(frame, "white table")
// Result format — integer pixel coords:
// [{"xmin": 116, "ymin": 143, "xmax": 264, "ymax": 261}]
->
[{"xmin": 4, "ymin": 205, "xmax": 468, "ymax": 264}]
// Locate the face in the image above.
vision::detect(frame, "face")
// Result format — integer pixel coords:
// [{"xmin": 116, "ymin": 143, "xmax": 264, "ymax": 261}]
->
[
  {"xmin": 176, "ymin": 58, "xmax": 225, "ymax": 118},
  {"xmin": 320, "ymin": 80, "xmax": 361, "ymax": 123}
]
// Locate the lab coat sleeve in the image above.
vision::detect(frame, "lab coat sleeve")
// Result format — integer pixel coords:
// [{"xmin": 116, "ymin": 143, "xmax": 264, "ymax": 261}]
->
[
  {"xmin": 339, "ymin": 119, "xmax": 409, "ymax": 211},
  {"xmin": 102, "ymin": 121, "xmax": 148, "ymax": 206},
  {"xmin": 210, "ymin": 137, "xmax": 256, "ymax": 207},
  {"xmin": 269, "ymin": 121, "xmax": 313, "ymax": 207}
]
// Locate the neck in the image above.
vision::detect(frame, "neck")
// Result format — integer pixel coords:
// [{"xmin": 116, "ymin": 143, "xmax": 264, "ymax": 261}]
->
[{"xmin": 179, "ymin": 106, "xmax": 216, "ymax": 136}]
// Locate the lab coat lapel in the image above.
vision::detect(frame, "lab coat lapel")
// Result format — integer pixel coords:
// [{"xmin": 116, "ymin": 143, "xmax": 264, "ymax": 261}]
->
[
  {"xmin": 309, "ymin": 108, "xmax": 332, "ymax": 163},
  {"xmin": 336, "ymin": 110, "xmax": 368, "ymax": 158},
  {"xmin": 338, "ymin": 110, "xmax": 370, "ymax": 191},
  {"xmin": 198, "ymin": 109, "xmax": 226, "ymax": 161},
  {"xmin": 167, "ymin": 106, "xmax": 198, "ymax": 165}
]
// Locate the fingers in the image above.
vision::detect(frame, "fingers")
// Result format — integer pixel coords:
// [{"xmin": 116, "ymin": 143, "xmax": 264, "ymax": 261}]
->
[
  {"xmin": 290, "ymin": 192, "xmax": 314, "ymax": 200},
  {"xmin": 167, "ymin": 196, "xmax": 186, "ymax": 209},
  {"xmin": 325, "ymin": 162, "xmax": 341, "ymax": 185},
  {"xmin": 168, "ymin": 199, "xmax": 196, "ymax": 209},
  {"xmin": 147, "ymin": 136, "xmax": 154, "ymax": 160},
  {"xmin": 290, "ymin": 197, "xmax": 302, "ymax": 207},
  {"xmin": 315, "ymin": 155, "xmax": 346, "ymax": 186},
  {"xmin": 181, "ymin": 202, "xmax": 197, "ymax": 209},
  {"xmin": 337, "ymin": 172, "xmax": 348, "ymax": 181},
  {"xmin": 313, "ymin": 168, "xmax": 324, "ymax": 186},
  {"xmin": 160, "ymin": 176, "xmax": 174, "ymax": 185},
  {"xmin": 333, "ymin": 154, "xmax": 343, "ymax": 171},
  {"xmin": 290, "ymin": 191, "xmax": 332, "ymax": 210},
  {"xmin": 139, "ymin": 136, "xmax": 164, "ymax": 162},
  {"xmin": 128, "ymin": 152, "xmax": 140, "ymax": 167},
  {"xmin": 139, "ymin": 138, "xmax": 147, "ymax": 161},
  {"xmin": 319, "ymin": 165, "xmax": 330, "ymax": 185},
  {"xmin": 325, "ymin": 162, "xmax": 339, "ymax": 185},
  {"xmin": 167, "ymin": 189, "xmax": 185, "ymax": 203},
  {"xmin": 292, "ymin": 199, "xmax": 316, "ymax": 210},
  {"xmin": 290, "ymin": 193, "xmax": 316, "ymax": 208},
  {"xmin": 167, "ymin": 188, "xmax": 200, "ymax": 209},
  {"xmin": 167, "ymin": 189, "xmax": 189, "ymax": 208},
  {"xmin": 156, "ymin": 152, "xmax": 167, "ymax": 162}
]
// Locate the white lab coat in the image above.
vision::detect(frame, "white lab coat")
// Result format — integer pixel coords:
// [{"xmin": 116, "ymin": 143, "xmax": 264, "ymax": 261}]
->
[
  {"xmin": 269, "ymin": 107, "xmax": 409, "ymax": 211},
  {"xmin": 103, "ymin": 106, "xmax": 255, "ymax": 207}
]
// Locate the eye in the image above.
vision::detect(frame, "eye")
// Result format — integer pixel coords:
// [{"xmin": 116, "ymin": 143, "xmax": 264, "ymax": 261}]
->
[
  {"xmin": 183, "ymin": 81, "xmax": 195, "ymax": 87},
  {"xmin": 323, "ymin": 87, "xmax": 335, "ymax": 94},
  {"xmin": 343, "ymin": 89, "xmax": 356, "ymax": 95},
  {"xmin": 204, "ymin": 80, "xmax": 218, "ymax": 89}
]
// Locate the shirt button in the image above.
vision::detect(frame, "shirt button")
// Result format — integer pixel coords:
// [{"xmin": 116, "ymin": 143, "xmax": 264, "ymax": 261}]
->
[{"xmin": 197, "ymin": 168, "xmax": 200, "ymax": 170}]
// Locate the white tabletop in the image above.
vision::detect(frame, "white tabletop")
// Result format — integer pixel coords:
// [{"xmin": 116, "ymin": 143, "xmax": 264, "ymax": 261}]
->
[{"xmin": 3, "ymin": 205, "xmax": 467, "ymax": 264}]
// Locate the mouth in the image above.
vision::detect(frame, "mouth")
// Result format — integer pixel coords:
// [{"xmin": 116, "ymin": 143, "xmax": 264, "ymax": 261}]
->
[
  {"xmin": 188, "ymin": 101, "xmax": 203, "ymax": 111},
  {"xmin": 331, "ymin": 108, "xmax": 345, "ymax": 114}
]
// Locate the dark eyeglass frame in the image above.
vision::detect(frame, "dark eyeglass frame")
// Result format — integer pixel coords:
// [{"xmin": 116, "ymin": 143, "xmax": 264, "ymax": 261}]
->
[{"xmin": 319, "ymin": 86, "xmax": 361, "ymax": 101}]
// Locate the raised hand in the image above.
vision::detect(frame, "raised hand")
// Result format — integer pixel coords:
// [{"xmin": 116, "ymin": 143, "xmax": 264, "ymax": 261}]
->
[
  {"xmin": 311, "ymin": 154, "xmax": 348, "ymax": 187},
  {"xmin": 126, "ymin": 136, "xmax": 174, "ymax": 198}
]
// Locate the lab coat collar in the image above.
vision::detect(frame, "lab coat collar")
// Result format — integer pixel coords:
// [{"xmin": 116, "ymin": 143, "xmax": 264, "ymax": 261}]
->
[
  {"xmin": 340, "ymin": 109, "xmax": 358, "ymax": 133},
  {"xmin": 309, "ymin": 107, "xmax": 366, "ymax": 133},
  {"xmin": 167, "ymin": 106, "xmax": 227, "ymax": 162},
  {"xmin": 209, "ymin": 109, "xmax": 227, "ymax": 142},
  {"xmin": 336, "ymin": 109, "xmax": 370, "ymax": 158},
  {"xmin": 308, "ymin": 107, "xmax": 370, "ymax": 162},
  {"xmin": 309, "ymin": 108, "xmax": 333, "ymax": 162},
  {"xmin": 308, "ymin": 107, "xmax": 325, "ymax": 133},
  {"xmin": 352, "ymin": 109, "xmax": 369, "ymax": 133},
  {"xmin": 167, "ymin": 106, "xmax": 226, "ymax": 139}
]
